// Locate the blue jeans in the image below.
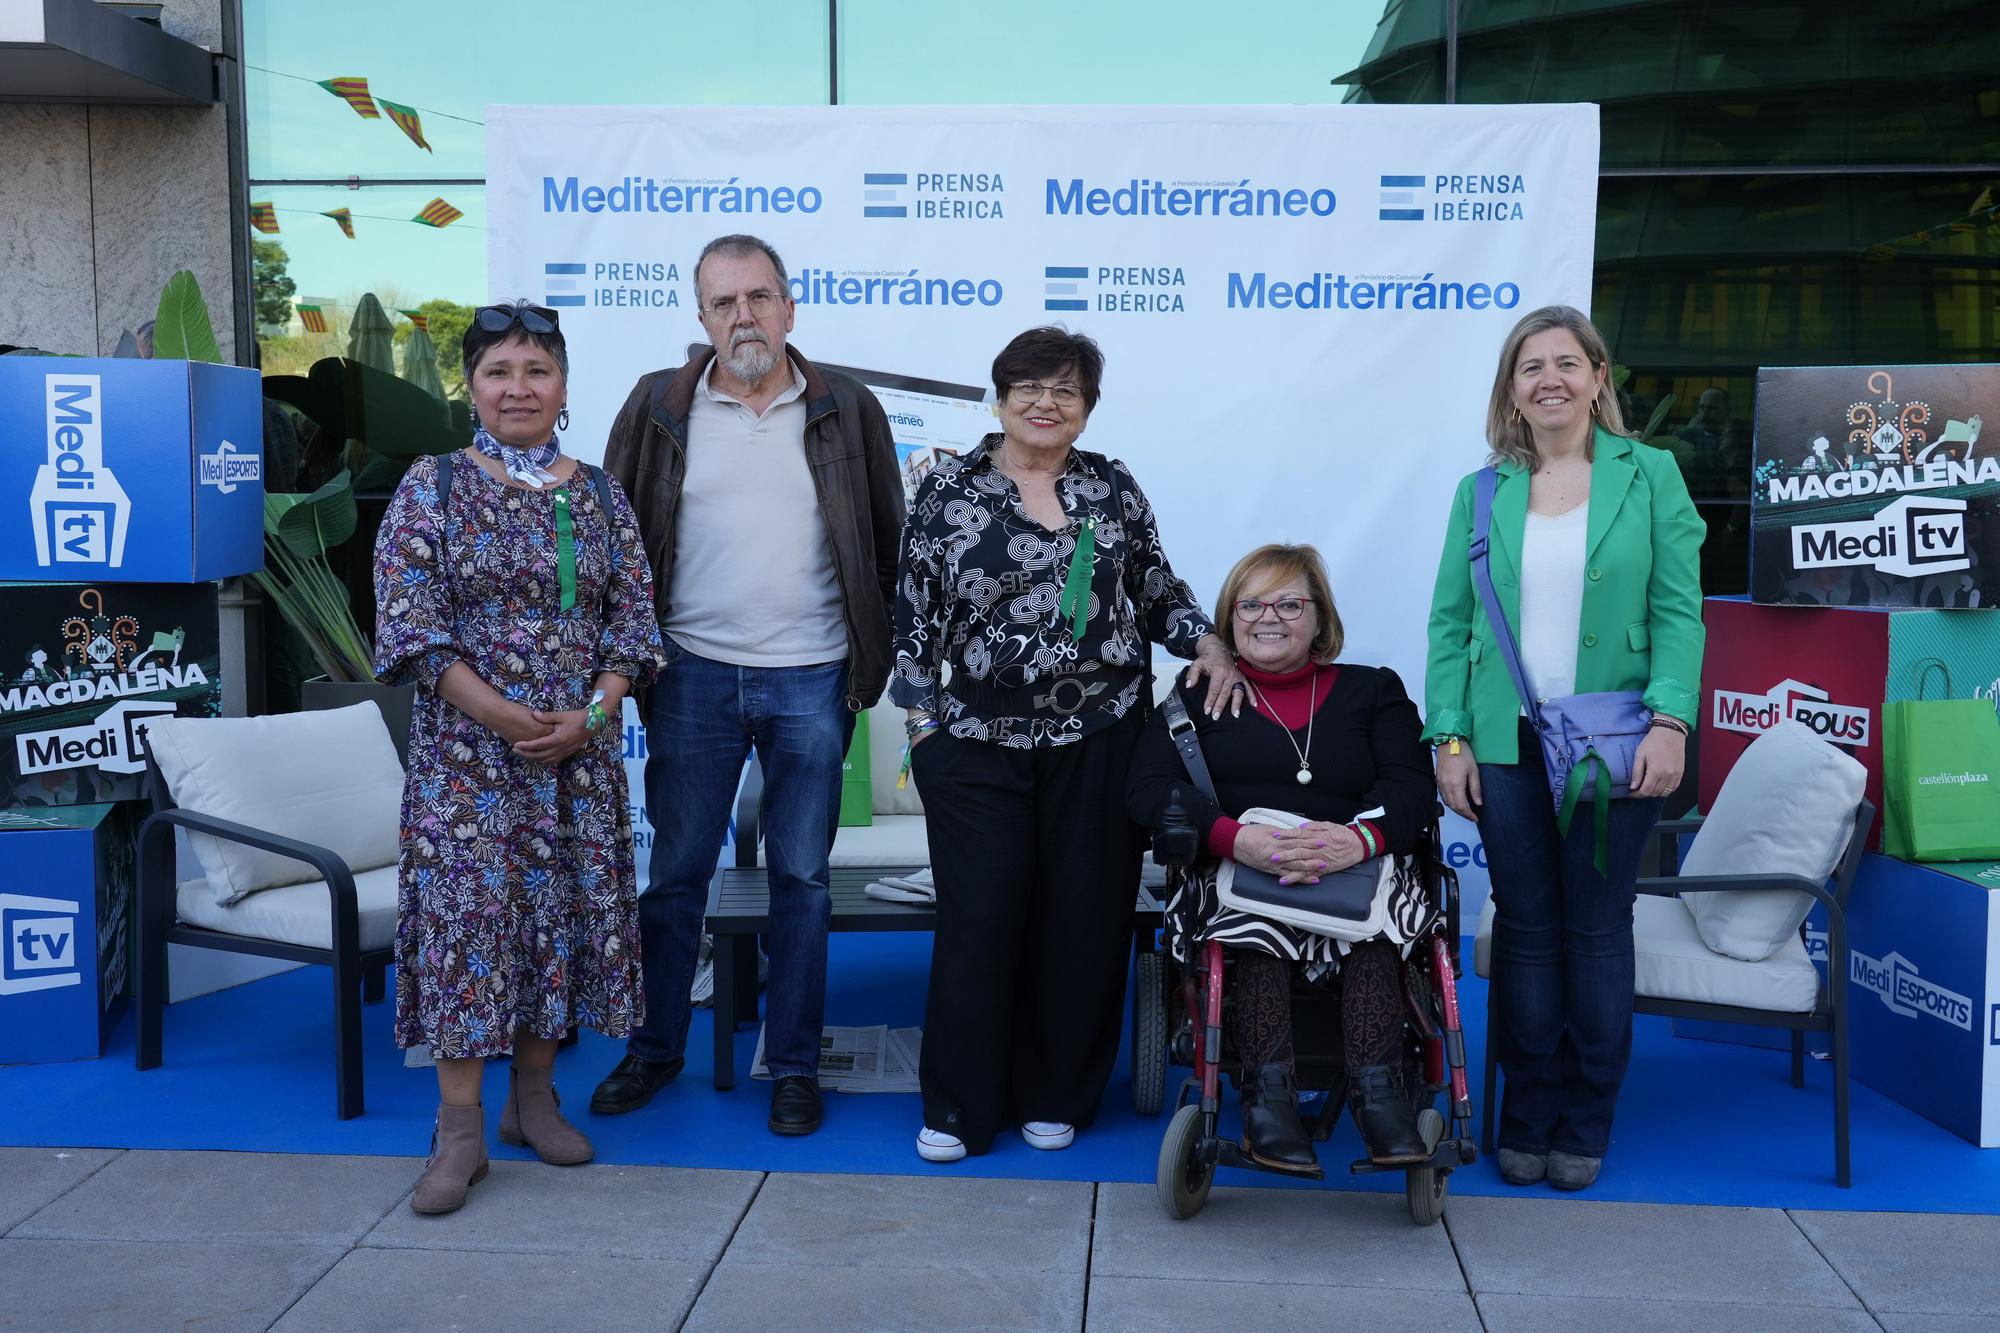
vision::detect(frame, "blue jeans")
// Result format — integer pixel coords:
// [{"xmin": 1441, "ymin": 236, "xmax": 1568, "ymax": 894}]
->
[
  {"xmin": 1480, "ymin": 727, "xmax": 1663, "ymax": 1159},
  {"xmin": 629, "ymin": 642, "xmax": 853, "ymax": 1080}
]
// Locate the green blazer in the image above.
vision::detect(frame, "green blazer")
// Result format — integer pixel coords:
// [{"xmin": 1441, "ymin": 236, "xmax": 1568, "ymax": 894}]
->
[{"xmin": 1422, "ymin": 427, "xmax": 1707, "ymax": 764}]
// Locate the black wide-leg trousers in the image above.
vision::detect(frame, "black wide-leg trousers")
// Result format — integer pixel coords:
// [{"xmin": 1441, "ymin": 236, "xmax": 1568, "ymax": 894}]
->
[{"xmin": 911, "ymin": 712, "xmax": 1145, "ymax": 1154}]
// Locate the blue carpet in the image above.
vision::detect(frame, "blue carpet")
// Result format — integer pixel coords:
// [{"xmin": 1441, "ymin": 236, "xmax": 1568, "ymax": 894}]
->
[{"xmin": 4, "ymin": 932, "xmax": 1994, "ymax": 1213}]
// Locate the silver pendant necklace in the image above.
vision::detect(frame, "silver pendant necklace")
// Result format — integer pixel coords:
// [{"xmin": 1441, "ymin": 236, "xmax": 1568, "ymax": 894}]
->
[{"xmin": 1248, "ymin": 671, "xmax": 1320, "ymax": 784}]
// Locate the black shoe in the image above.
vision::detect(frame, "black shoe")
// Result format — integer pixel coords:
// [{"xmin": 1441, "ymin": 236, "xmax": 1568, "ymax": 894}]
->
[
  {"xmin": 1241, "ymin": 1063, "xmax": 1320, "ymax": 1175},
  {"xmin": 1350, "ymin": 1064, "xmax": 1429, "ymax": 1165},
  {"xmin": 769, "ymin": 1075, "xmax": 822, "ymax": 1136},
  {"xmin": 589, "ymin": 1053, "xmax": 684, "ymax": 1115}
]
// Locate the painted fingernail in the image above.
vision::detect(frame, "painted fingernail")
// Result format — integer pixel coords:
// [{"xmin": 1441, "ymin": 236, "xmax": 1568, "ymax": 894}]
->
[
  {"xmin": 1270, "ymin": 854, "xmax": 1281, "ymax": 862},
  {"xmin": 1314, "ymin": 840, "xmax": 1325, "ymax": 848}
]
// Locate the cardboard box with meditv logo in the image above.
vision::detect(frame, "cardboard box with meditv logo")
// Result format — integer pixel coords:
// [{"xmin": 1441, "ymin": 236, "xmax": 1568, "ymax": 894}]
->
[
  {"xmin": 1750, "ymin": 363, "xmax": 2000, "ymax": 608},
  {"xmin": 0, "ymin": 357, "xmax": 264, "ymax": 584},
  {"xmin": 1698, "ymin": 597, "xmax": 2000, "ymax": 848},
  {"xmin": 0, "ymin": 802, "xmax": 137, "ymax": 1063},
  {"xmin": 0, "ymin": 583, "xmax": 222, "ymax": 809}
]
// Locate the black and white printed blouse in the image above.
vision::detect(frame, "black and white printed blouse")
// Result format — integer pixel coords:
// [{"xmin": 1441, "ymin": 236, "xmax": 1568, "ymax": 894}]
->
[{"xmin": 890, "ymin": 434, "xmax": 1215, "ymax": 748}]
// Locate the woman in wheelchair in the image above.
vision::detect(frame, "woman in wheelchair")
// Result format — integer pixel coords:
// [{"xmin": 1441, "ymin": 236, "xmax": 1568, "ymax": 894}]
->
[{"xmin": 1128, "ymin": 543, "xmax": 1438, "ymax": 1174}]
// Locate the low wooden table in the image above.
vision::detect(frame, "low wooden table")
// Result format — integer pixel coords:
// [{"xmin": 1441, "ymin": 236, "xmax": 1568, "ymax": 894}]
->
[{"xmin": 703, "ymin": 865, "xmax": 1164, "ymax": 1090}]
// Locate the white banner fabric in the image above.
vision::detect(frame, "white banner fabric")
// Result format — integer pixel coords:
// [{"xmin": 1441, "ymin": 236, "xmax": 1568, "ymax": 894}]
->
[{"xmin": 488, "ymin": 104, "xmax": 1603, "ymax": 912}]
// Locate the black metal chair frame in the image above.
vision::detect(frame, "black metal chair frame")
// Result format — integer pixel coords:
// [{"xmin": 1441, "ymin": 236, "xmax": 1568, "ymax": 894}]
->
[
  {"xmin": 134, "ymin": 752, "xmax": 390, "ymax": 1120},
  {"xmin": 1480, "ymin": 800, "xmax": 1876, "ymax": 1188}
]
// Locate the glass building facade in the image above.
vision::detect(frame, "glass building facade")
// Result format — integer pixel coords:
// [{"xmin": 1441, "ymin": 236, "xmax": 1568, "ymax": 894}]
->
[{"xmin": 242, "ymin": 0, "xmax": 2000, "ymax": 594}]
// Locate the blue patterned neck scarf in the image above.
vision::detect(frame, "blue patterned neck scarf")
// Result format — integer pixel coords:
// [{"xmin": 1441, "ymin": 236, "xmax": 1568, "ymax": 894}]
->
[{"xmin": 471, "ymin": 426, "xmax": 562, "ymax": 488}]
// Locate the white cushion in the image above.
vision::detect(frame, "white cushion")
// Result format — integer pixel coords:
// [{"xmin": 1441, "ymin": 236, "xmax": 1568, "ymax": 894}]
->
[
  {"xmin": 867, "ymin": 700, "xmax": 924, "ymax": 817},
  {"xmin": 1681, "ymin": 720, "xmax": 1866, "ymax": 962},
  {"xmin": 146, "ymin": 704, "xmax": 405, "ymax": 906},
  {"xmin": 175, "ymin": 865, "xmax": 399, "ymax": 953},
  {"xmin": 1473, "ymin": 896, "xmax": 1819, "ymax": 1013},
  {"xmin": 1632, "ymin": 895, "xmax": 1819, "ymax": 1013}
]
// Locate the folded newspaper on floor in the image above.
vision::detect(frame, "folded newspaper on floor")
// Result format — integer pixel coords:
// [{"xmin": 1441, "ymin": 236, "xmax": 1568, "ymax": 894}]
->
[
  {"xmin": 751, "ymin": 1024, "xmax": 923, "ymax": 1092},
  {"xmin": 863, "ymin": 867, "xmax": 935, "ymax": 903}
]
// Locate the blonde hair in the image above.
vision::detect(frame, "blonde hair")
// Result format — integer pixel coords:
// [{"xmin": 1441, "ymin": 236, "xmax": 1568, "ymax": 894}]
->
[
  {"xmin": 1214, "ymin": 544, "xmax": 1344, "ymax": 664},
  {"xmin": 1485, "ymin": 305, "xmax": 1628, "ymax": 470}
]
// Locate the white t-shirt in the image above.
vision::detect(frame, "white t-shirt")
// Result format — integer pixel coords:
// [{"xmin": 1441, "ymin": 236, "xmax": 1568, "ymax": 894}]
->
[
  {"xmin": 662, "ymin": 361, "xmax": 849, "ymax": 666},
  {"xmin": 1517, "ymin": 502, "xmax": 1588, "ymax": 705}
]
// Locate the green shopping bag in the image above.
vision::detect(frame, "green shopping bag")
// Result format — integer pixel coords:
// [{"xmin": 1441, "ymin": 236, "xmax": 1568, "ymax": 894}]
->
[
  {"xmin": 1882, "ymin": 661, "xmax": 2000, "ymax": 861},
  {"xmin": 838, "ymin": 722, "xmax": 873, "ymax": 828}
]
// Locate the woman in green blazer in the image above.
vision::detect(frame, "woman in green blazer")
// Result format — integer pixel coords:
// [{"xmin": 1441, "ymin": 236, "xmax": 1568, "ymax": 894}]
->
[{"xmin": 1423, "ymin": 305, "xmax": 1705, "ymax": 1192}]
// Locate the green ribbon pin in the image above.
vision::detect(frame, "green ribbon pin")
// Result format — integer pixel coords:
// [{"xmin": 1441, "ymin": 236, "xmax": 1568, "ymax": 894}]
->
[
  {"xmin": 554, "ymin": 487, "xmax": 577, "ymax": 611},
  {"xmin": 1057, "ymin": 517, "xmax": 1096, "ymax": 642},
  {"xmin": 1555, "ymin": 748, "xmax": 1614, "ymax": 876}
]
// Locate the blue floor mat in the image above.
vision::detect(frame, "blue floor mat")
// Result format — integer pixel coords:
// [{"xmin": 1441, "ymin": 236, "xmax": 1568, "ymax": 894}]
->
[{"xmin": 4, "ymin": 932, "xmax": 1994, "ymax": 1213}]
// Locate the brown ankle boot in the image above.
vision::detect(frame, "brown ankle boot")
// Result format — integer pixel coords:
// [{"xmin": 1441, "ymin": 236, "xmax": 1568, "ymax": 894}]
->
[
  {"xmin": 499, "ymin": 1064, "xmax": 594, "ymax": 1165},
  {"xmin": 411, "ymin": 1103, "xmax": 488, "ymax": 1214}
]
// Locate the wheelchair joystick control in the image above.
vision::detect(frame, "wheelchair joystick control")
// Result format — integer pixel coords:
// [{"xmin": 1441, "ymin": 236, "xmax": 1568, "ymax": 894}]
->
[{"xmin": 1153, "ymin": 785, "xmax": 1200, "ymax": 868}]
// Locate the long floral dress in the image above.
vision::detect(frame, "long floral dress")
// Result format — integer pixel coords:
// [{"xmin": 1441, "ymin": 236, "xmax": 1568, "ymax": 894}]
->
[{"xmin": 373, "ymin": 453, "xmax": 663, "ymax": 1060}]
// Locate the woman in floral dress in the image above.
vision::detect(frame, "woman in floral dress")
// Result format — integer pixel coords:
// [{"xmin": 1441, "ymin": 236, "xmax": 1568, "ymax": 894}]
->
[{"xmin": 374, "ymin": 301, "xmax": 662, "ymax": 1214}]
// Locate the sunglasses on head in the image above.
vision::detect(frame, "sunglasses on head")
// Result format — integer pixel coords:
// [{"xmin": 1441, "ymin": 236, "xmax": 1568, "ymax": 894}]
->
[{"xmin": 474, "ymin": 302, "xmax": 560, "ymax": 335}]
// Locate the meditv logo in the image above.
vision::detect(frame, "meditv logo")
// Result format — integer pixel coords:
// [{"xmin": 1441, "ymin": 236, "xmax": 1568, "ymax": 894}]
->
[
  {"xmin": 1791, "ymin": 495, "xmax": 1969, "ymax": 578},
  {"xmin": 0, "ymin": 892, "xmax": 81, "ymax": 996}
]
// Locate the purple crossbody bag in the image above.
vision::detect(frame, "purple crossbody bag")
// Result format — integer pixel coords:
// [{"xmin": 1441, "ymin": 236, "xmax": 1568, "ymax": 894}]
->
[{"xmin": 1469, "ymin": 467, "xmax": 1650, "ymax": 871}]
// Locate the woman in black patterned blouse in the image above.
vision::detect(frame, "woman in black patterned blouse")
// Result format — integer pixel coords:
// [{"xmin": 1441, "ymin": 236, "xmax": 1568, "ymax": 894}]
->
[{"xmin": 893, "ymin": 326, "xmax": 1242, "ymax": 1162}]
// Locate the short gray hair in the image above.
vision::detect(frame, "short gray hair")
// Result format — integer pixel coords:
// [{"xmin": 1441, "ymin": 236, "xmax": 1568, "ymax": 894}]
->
[{"xmin": 694, "ymin": 234, "xmax": 788, "ymax": 306}]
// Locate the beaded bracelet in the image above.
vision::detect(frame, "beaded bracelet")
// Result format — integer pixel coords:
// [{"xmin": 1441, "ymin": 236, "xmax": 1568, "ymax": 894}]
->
[{"xmin": 1648, "ymin": 715, "xmax": 1689, "ymax": 736}]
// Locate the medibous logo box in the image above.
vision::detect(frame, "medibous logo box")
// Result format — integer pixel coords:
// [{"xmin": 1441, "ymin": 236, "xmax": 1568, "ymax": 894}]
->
[{"xmin": 0, "ymin": 358, "xmax": 265, "ymax": 583}]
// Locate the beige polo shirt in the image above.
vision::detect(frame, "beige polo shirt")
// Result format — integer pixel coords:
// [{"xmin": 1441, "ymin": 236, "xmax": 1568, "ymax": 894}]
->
[{"xmin": 661, "ymin": 359, "xmax": 849, "ymax": 666}]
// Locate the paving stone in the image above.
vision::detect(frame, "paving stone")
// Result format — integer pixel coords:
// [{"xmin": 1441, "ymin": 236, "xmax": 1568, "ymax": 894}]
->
[
  {"xmin": 1476, "ymin": 1293, "xmax": 1884, "ymax": 1332},
  {"xmin": 1087, "ymin": 1276, "xmax": 1480, "ymax": 1331},
  {"xmin": 0, "ymin": 1236, "xmax": 339, "ymax": 1333},
  {"xmin": 1446, "ymin": 1195, "xmax": 1857, "ymax": 1307},
  {"xmin": 721, "ymin": 1172, "xmax": 1091, "ymax": 1273},
  {"xmin": 0, "ymin": 1147, "xmax": 120, "ymax": 1233},
  {"xmin": 363, "ymin": 1161, "xmax": 758, "ymax": 1263},
  {"xmin": 12, "ymin": 1150, "xmax": 413, "ymax": 1246},
  {"xmin": 270, "ymin": 1245, "xmax": 707, "ymax": 1332},
  {"xmin": 687, "ymin": 1259, "xmax": 1083, "ymax": 1331},
  {"xmin": 1793, "ymin": 1210, "xmax": 2000, "ymax": 1318},
  {"xmin": 1089, "ymin": 1182, "xmax": 1462, "ymax": 1292}
]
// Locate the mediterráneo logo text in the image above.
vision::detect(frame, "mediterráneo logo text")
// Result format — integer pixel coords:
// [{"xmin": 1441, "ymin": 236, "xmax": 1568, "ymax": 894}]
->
[
  {"xmin": 542, "ymin": 176, "xmax": 823, "ymax": 215},
  {"xmin": 1227, "ymin": 272, "xmax": 1521, "ymax": 312},
  {"xmin": 1046, "ymin": 177, "xmax": 1335, "ymax": 219},
  {"xmin": 31, "ymin": 374, "xmax": 131, "ymax": 568},
  {"xmin": 788, "ymin": 268, "xmax": 1002, "ymax": 308}
]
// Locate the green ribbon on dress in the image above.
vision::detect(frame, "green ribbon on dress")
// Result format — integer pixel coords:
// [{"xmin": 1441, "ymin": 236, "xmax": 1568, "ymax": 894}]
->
[
  {"xmin": 1057, "ymin": 517, "xmax": 1096, "ymax": 642},
  {"xmin": 554, "ymin": 487, "xmax": 577, "ymax": 612},
  {"xmin": 1555, "ymin": 748, "xmax": 1614, "ymax": 877}
]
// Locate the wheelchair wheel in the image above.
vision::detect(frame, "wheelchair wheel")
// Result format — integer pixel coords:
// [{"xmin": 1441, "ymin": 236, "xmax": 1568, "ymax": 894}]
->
[
  {"xmin": 1156, "ymin": 1103, "xmax": 1214, "ymax": 1220},
  {"xmin": 1404, "ymin": 1108, "xmax": 1448, "ymax": 1227},
  {"xmin": 1131, "ymin": 949, "xmax": 1167, "ymax": 1115}
]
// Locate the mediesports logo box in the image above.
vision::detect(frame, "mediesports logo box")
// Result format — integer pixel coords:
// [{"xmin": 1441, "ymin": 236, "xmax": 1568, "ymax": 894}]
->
[
  {"xmin": 0, "ymin": 583, "xmax": 221, "ymax": 810},
  {"xmin": 1750, "ymin": 363, "xmax": 2000, "ymax": 607},
  {"xmin": 0, "ymin": 357, "xmax": 265, "ymax": 583},
  {"xmin": 0, "ymin": 802, "xmax": 136, "ymax": 1063}
]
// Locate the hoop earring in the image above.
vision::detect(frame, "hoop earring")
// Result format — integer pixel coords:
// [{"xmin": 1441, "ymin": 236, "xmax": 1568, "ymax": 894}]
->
[
  {"xmin": 1590, "ymin": 398, "xmax": 1601, "ymax": 418},
  {"xmin": 1511, "ymin": 406, "xmax": 1523, "ymax": 425},
  {"xmin": 558, "ymin": 405, "xmax": 571, "ymax": 431}
]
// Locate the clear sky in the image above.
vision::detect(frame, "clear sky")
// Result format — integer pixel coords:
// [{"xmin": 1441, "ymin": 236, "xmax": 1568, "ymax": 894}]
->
[{"xmin": 245, "ymin": 0, "xmax": 1393, "ymax": 327}]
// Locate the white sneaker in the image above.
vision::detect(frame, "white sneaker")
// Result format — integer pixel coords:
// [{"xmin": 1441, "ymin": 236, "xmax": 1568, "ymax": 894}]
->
[
  {"xmin": 917, "ymin": 1128, "xmax": 966, "ymax": 1162},
  {"xmin": 1021, "ymin": 1121, "xmax": 1075, "ymax": 1151}
]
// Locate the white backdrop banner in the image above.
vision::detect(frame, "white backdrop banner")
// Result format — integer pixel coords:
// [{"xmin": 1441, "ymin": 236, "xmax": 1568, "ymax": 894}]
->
[{"xmin": 488, "ymin": 104, "xmax": 1602, "ymax": 914}]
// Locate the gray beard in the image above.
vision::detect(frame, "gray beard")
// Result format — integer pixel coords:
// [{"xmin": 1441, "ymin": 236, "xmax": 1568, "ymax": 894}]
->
[{"xmin": 722, "ymin": 334, "xmax": 777, "ymax": 383}]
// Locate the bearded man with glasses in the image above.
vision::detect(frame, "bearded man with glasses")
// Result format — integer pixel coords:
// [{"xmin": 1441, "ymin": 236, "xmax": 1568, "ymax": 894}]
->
[{"xmin": 599, "ymin": 233, "xmax": 904, "ymax": 1137}]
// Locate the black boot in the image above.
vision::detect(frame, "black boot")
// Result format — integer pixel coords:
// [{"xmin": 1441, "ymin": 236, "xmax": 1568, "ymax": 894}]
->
[
  {"xmin": 1241, "ymin": 1063, "xmax": 1320, "ymax": 1175},
  {"xmin": 1350, "ymin": 1064, "xmax": 1429, "ymax": 1166}
]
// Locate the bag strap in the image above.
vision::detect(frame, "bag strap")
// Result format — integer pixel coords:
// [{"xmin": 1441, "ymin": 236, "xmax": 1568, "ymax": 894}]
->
[
  {"xmin": 1469, "ymin": 466, "xmax": 1540, "ymax": 716},
  {"xmin": 1915, "ymin": 656, "xmax": 1954, "ymax": 700},
  {"xmin": 1159, "ymin": 690, "xmax": 1218, "ymax": 804}
]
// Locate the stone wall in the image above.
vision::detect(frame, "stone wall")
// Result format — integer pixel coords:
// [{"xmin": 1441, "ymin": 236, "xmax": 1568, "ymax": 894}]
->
[{"xmin": 0, "ymin": 0, "xmax": 238, "ymax": 358}]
